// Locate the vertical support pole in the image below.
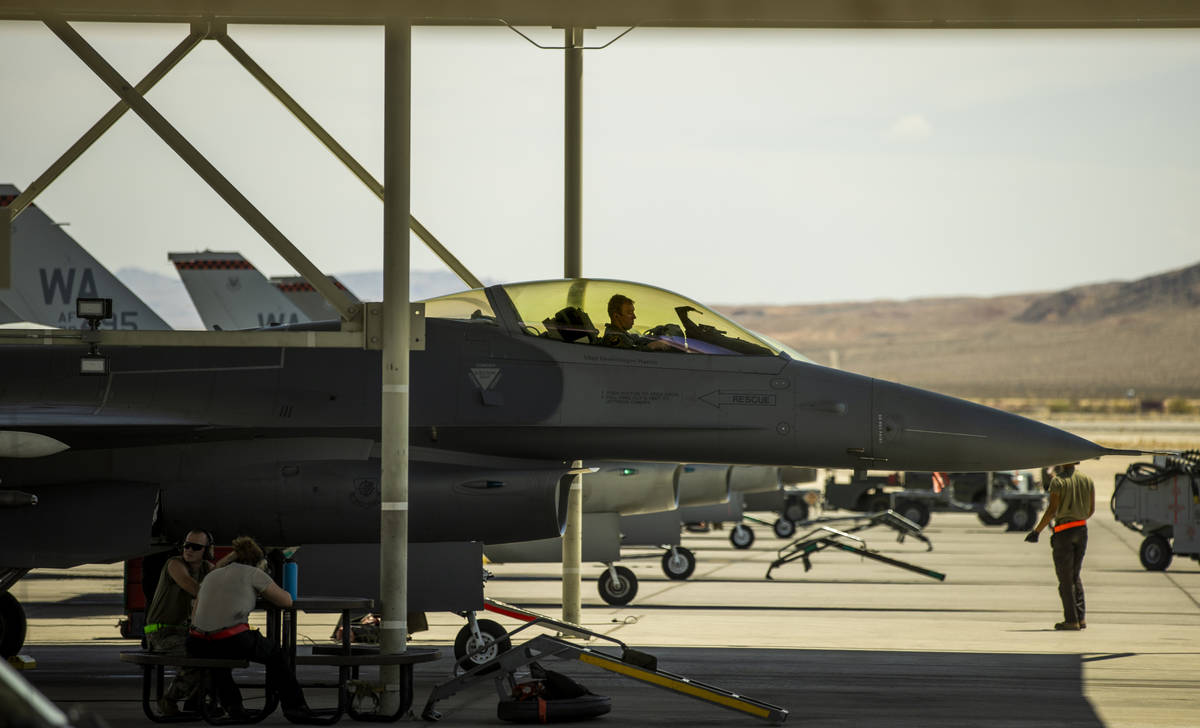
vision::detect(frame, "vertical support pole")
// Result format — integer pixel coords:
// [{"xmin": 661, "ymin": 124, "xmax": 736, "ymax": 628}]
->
[
  {"xmin": 379, "ymin": 17, "xmax": 411, "ymax": 712},
  {"xmin": 561, "ymin": 26, "xmax": 585, "ymax": 627},
  {"xmin": 0, "ymin": 203, "xmax": 10, "ymax": 289},
  {"xmin": 564, "ymin": 27, "xmax": 584, "ymax": 280}
]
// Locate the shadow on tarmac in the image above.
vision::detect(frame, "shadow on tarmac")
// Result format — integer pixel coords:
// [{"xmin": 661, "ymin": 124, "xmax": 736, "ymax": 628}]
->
[{"xmin": 22, "ymin": 644, "xmax": 1102, "ymax": 727}]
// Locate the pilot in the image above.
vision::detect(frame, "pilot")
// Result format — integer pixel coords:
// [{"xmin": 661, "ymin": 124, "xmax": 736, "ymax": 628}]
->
[
  {"xmin": 144, "ymin": 528, "xmax": 215, "ymax": 717},
  {"xmin": 187, "ymin": 536, "xmax": 312, "ymax": 722},
  {"xmin": 603, "ymin": 294, "xmax": 671, "ymax": 351}
]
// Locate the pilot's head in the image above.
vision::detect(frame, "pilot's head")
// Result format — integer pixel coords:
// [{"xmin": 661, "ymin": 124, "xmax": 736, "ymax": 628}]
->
[{"xmin": 608, "ymin": 294, "xmax": 636, "ymax": 331}]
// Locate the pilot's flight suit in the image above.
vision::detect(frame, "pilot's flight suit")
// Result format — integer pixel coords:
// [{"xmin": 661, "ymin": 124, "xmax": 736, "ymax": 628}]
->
[{"xmin": 602, "ymin": 323, "xmax": 651, "ymax": 350}]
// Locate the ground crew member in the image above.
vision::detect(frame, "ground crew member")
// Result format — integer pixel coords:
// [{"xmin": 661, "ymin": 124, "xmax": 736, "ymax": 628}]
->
[
  {"xmin": 144, "ymin": 528, "xmax": 215, "ymax": 715},
  {"xmin": 603, "ymin": 294, "xmax": 670, "ymax": 351},
  {"xmin": 187, "ymin": 536, "xmax": 312, "ymax": 722},
  {"xmin": 1025, "ymin": 463, "xmax": 1095, "ymax": 630}
]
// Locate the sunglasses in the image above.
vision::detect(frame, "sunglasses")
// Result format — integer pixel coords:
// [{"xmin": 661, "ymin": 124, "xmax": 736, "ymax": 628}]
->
[{"xmin": 183, "ymin": 542, "xmax": 207, "ymax": 552}]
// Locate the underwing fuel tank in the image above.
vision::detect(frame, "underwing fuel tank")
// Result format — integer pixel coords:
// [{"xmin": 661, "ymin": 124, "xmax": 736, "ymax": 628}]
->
[{"xmin": 161, "ymin": 455, "xmax": 572, "ymax": 547}]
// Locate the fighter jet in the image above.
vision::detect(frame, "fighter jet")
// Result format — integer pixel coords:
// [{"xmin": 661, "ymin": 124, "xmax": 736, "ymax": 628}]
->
[
  {"xmin": 171, "ymin": 250, "xmax": 776, "ymax": 603},
  {"xmin": 0, "ymin": 276, "xmax": 1134, "ymax": 655}
]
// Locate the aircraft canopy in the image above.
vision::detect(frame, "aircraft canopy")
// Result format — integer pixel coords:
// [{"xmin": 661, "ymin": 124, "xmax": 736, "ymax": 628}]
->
[{"xmin": 425, "ymin": 278, "xmax": 790, "ymax": 358}]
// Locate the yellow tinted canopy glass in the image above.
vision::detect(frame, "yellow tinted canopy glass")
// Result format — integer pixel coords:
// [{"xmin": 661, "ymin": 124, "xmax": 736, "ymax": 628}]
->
[
  {"xmin": 501, "ymin": 279, "xmax": 781, "ymax": 357},
  {"xmin": 420, "ymin": 290, "xmax": 496, "ymax": 322}
]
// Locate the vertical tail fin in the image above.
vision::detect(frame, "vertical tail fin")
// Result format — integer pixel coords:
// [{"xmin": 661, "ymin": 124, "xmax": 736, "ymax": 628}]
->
[
  {"xmin": 169, "ymin": 251, "xmax": 308, "ymax": 330},
  {"xmin": 270, "ymin": 275, "xmax": 360, "ymax": 323},
  {"xmin": 0, "ymin": 184, "xmax": 172, "ymax": 330}
]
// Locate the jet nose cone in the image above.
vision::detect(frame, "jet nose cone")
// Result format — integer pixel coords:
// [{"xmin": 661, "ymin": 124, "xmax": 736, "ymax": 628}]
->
[{"xmin": 871, "ymin": 380, "xmax": 1111, "ymax": 471}]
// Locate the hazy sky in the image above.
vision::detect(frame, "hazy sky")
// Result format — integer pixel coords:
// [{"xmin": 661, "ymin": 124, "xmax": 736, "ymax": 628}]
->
[{"xmin": 2, "ymin": 22, "xmax": 1198, "ymax": 305}]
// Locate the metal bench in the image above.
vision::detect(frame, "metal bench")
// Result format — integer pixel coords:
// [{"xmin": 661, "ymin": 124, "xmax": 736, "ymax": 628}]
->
[{"xmin": 119, "ymin": 651, "xmax": 270, "ymax": 725}]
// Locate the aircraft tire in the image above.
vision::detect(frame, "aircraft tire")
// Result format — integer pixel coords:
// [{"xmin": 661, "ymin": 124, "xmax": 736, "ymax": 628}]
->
[
  {"xmin": 661, "ymin": 547, "xmax": 696, "ymax": 580},
  {"xmin": 0, "ymin": 591, "xmax": 26, "ymax": 658},
  {"xmin": 729, "ymin": 524, "xmax": 755, "ymax": 549},
  {"xmin": 453, "ymin": 619, "xmax": 511, "ymax": 673},
  {"xmin": 1139, "ymin": 534, "xmax": 1173, "ymax": 571},
  {"xmin": 597, "ymin": 566, "xmax": 638, "ymax": 606},
  {"xmin": 773, "ymin": 518, "xmax": 796, "ymax": 539}
]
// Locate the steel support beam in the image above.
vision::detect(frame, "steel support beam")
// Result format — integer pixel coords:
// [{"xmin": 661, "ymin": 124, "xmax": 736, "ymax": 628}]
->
[
  {"xmin": 0, "ymin": 204, "xmax": 10, "ymax": 289},
  {"xmin": 41, "ymin": 14, "xmax": 360, "ymax": 324},
  {"xmin": 216, "ymin": 31, "xmax": 483, "ymax": 290},
  {"xmin": 560, "ymin": 26, "xmax": 584, "ymax": 627},
  {"xmin": 378, "ymin": 17, "xmax": 412, "ymax": 713},
  {"xmin": 0, "ymin": 327, "xmax": 369, "ymax": 349},
  {"xmin": 5, "ymin": 2, "xmax": 1200, "ymax": 29},
  {"xmin": 7, "ymin": 28, "xmax": 203, "ymax": 221}
]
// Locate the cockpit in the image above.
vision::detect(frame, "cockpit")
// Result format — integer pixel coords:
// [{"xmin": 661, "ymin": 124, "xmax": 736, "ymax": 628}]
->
[{"xmin": 422, "ymin": 278, "xmax": 810, "ymax": 360}]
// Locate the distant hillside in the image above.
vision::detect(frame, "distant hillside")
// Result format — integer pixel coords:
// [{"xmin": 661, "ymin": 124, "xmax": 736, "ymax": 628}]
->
[
  {"xmin": 1016, "ymin": 261, "xmax": 1200, "ymax": 323},
  {"xmin": 722, "ymin": 261, "xmax": 1200, "ymax": 399}
]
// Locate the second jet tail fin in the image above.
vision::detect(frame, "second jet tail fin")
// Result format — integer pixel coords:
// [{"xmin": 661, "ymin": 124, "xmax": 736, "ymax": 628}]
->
[{"xmin": 169, "ymin": 251, "xmax": 308, "ymax": 330}]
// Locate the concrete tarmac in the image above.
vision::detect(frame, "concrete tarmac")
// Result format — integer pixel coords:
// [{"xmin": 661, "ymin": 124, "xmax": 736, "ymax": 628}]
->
[{"xmin": 10, "ymin": 456, "xmax": 1200, "ymax": 726}]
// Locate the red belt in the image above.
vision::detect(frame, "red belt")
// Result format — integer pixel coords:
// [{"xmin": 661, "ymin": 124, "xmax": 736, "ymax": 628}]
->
[
  {"xmin": 1053, "ymin": 520, "xmax": 1087, "ymax": 533},
  {"xmin": 189, "ymin": 623, "xmax": 250, "ymax": 640}
]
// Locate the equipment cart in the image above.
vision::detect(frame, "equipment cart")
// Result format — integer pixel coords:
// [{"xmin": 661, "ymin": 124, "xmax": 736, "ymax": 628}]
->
[{"xmin": 1111, "ymin": 451, "xmax": 1200, "ymax": 571}]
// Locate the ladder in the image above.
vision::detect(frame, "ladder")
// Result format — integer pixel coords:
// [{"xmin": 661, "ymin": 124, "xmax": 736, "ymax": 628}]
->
[{"xmin": 422, "ymin": 615, "xmax": 788, "ymax": 723}]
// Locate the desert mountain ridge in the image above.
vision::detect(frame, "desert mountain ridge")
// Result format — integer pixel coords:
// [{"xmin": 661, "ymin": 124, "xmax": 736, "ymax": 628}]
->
[{"xmin": 718, "ymin": 261, "xmax": 1200, "ymax": 400}]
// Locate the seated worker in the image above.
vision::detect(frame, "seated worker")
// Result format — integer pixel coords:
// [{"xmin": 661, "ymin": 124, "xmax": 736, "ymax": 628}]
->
[
  {"xmin": 602, "ymin": 294, "xmax": 671, "ymax": 351},
  {"xmin": 144, "ymin": 529, "xmax": 215, "ymax": 717},
  {"xmin": 186, "ymin": 536, "xmax": 313, "ymax": 722}
]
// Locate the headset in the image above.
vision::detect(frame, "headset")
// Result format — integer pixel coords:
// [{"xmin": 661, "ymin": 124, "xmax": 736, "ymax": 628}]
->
[{"xmin": 179, "ymin": 529, "xmax": 216, "ymax": 561}]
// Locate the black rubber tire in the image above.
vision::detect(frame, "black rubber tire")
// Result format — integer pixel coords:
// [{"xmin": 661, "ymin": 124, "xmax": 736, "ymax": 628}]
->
[
  {"xmin": 896, "ymin": 500, "xmax": 931, "ymax": 528},
  {"xmin": 597, "ymin": 566, "xmax": 638, "ymax": 606},
  {"xmin": 773, "ymin": 518, "xmax": 796, "ymax": 539},
  {"xmin": 729, "ymin": 524, "xmax": 755, "ymax": 549},
  {"xmin": 977, "ymin": 506, "xmax": 1007, "ymax": 526},
  {"xmin": 661, "ymin": 547, "xmax": 696, "ymax": 580},
  {"xmin": 1139, "ymin": 534, "xmax": 1173, "ymax": 571},
  {"xmin": 862, "ymin": 494, "xmax": 891, "ymax": 513},
  {"xmin": 453, "ymin": 619, "xmax": 511, "ymax": 671},
  {"xmin": 1004, "ymin": 504, "xmax": 1037, "ymax": 532},
  {"xmin": 0, "ymin": 591, "xmax": 27, "ymax": 658},
  {"xmin": 497, "ymin": 694, "xmax": 612, "ymax": 723},
  {"xmin": 783, "ymin": 498, "xmax": 809, "ymax": 523}
]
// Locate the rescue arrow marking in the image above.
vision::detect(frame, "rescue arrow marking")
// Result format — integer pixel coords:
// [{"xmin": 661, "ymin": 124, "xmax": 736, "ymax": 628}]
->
[{"xmin": 699, "ymin": 390, "xmax": 776, "ymax": 408}]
